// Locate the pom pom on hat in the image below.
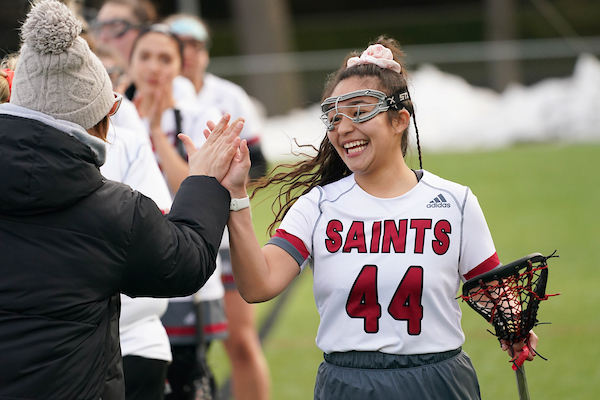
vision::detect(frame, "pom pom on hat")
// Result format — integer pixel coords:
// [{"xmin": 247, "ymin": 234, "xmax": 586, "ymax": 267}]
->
[
  {"xmin": 21, "ymin": 0, "xmax": 82, "ymax": 55},
  {"xmin": 11, "ymin": 0, "xmax": 114, "ymax": 130}
]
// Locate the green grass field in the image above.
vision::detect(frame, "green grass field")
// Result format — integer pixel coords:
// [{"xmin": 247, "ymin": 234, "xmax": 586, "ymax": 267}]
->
[{"xmin": 209, "ymin": 142, "xmax": 600, "ymax": 399}]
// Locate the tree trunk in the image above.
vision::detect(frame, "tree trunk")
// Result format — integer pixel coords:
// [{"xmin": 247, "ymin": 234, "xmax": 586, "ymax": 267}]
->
[
  {"xmin": 228, "ymin": 0, "xmax": 303, "ymax": 116},
  {"xmin": 485, "ymin": 0, "xmax": 521, "ymax": 91}
]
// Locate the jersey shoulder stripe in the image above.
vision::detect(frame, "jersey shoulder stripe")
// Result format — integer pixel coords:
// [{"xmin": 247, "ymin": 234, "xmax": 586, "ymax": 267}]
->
[
  {"xmin": 463, "ymin": 252, "xmax": 501, "ymax": 281},
  {"xmin": 268, "ymin": 229, "xmax": 310, "ymax": 266}
]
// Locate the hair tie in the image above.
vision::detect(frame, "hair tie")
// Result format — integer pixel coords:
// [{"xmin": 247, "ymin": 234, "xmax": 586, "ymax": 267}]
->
[
  {"xmin": 346, "ymin": 44, "xmax": 401, "ymax": 74},
  {"xmin": 2, "ymin": 68, "xmax": 14, "ymax": 97}
]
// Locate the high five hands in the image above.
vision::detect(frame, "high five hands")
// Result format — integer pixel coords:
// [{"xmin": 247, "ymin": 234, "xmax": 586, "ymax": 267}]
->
[
  {"xmin": 205, "ymin": 118, "xmax": 252, "ymax": 198},
  {"xmin": 178, "ymin": 114, "xmax": 250, "ymax": 187}
]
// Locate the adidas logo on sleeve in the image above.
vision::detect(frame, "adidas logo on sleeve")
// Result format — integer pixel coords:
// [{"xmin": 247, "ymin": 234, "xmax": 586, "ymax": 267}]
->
[{"xmin": 427, "ymin": 193, "xmax": 451, "ymax": 208}]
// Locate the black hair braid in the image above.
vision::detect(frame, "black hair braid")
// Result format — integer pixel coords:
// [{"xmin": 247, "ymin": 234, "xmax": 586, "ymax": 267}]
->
[{"xmin": 412, "ymin": 109, "xmax": 423, "ymax": 170}]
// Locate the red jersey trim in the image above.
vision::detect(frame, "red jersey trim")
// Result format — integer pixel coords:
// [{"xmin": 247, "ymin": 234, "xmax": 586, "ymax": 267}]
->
[
  {"xmin": 273, "ymin": 229, "xmax": 310, "ymax": 261},
  {"xmin": 165, "ymin": 326, "xmax": 196, "ymax": 337},
  {"xmin": 221, "ymin": 274, "xmax": 235, "ymax": 285},
  {"xmin": 463, "ymin": 252, "xmax": 501, "ymax": 281},
  {"xmin": 245, "ymin": 136, "xmax": 260, "ymax": 147},
  {"xmin": 165, "ymin": 321, "xmax": 229, "ymax": 338}
]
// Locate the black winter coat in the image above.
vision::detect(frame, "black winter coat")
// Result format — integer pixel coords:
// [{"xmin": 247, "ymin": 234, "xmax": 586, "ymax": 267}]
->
[{"xmin": 0, "ymin": 113, "xmax": 230, "ymax": 400}]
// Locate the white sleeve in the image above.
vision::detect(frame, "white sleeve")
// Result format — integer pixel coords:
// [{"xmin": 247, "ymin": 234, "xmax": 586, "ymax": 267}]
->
[
  {"xmin": 102, "ymin": 128, "xmax": 128, "ymax": 182},
  {"xmin": 121, "ymin": 142, "xmax": 172, "ymax": 211},
  {"xmin": 102, "ymin": 125, "xmax": 172, "ymax": 212},
  {"xmin": 276, "ymin": 188, "xmax": 321, "ymax": 271},
  {"xmin": 458, "ymin": 188, "xmax": 500, "ymax": 281}
]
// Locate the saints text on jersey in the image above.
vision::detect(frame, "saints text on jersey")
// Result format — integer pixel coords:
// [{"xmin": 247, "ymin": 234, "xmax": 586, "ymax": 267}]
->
[{"xmin": 324, "ymin": 219, "xmax": 451, "ymax": 255}]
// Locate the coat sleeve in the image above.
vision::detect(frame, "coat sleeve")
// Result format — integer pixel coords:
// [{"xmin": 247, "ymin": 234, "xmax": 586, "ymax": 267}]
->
[{"xmin": 120, "ymin": 176, "xmax": 230, "ymax": 297}]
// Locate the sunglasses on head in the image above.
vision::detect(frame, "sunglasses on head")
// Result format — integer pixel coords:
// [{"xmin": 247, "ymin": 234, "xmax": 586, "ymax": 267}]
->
[{"xmin": 108, "ymin": 92, "xmax": 123, "ymax": 117}]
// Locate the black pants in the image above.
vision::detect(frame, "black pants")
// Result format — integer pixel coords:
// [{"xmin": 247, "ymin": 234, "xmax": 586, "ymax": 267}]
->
[
  {"xmin": 123, "ymin": 355, "xmax": 168, "ymax": 400},
  {"xmin": 166, "ymin": 344, "xmax": 216, "ymax": 400}
]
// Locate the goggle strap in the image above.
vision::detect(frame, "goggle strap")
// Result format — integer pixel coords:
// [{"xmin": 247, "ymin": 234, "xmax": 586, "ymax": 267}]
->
[{"xmin": 386, "ymin": 91, "xmax": 411, "ymax": 111}]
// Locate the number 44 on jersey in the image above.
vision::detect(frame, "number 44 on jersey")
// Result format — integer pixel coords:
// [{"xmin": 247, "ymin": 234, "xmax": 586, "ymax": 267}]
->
[{"xmin": 346, "ymin": 265, "xmax": 424, "ymax": 335}]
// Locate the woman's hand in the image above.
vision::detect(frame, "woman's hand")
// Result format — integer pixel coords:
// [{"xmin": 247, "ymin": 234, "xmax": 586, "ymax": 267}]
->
[
  {"xmin": 501, "ymin": 330, "xmax": 538, "ymax": 367},
  {"xmin": 204, "ymin": 120, "xmax": 252, "ymax": 197},
  {"xmin": 178, "ymin": 114, "xmax": 244, "ymax": 182},
  {"xmin": 133, "ymin": 79, "xmax": 174, "ymax": 131},
  {"xmin": 148, "ymin": 84, "xmax": 173, "ymax": 134}
]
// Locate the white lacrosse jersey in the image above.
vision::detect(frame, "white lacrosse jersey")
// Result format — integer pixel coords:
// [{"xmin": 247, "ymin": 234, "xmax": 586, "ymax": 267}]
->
[{"xmin": 270, "ymin": 171, "xmax": 500, "ymax": 355}]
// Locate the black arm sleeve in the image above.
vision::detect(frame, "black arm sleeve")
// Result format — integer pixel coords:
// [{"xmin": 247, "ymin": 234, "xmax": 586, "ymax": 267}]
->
[{"xmin": 120, "ymin": 176, "xmax": 230, "ymax": 297}]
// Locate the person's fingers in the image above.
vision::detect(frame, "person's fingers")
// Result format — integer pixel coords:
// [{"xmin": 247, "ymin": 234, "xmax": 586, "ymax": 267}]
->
[
  {"xmin": 499, "ymin": 334, "xmax": 538, "ymax": 365},
  {"xmin": 214, "ymin": 120, "xmax": 244, "ymax": 153},
  {"xmin": 202, "ymin": 114, "xmax": 231, "ymax": 146},
  {"xmin": 217, "ymin": 117, "xmax": 244, "ymax": 138},
  {"xmin": 512, "ymin": 340, "xmax": 526, "ymax": 353},
  {"xmin": 230, "ymin": 119, "xmax": 244, "ymax": 137},
  {"xmin": 212, "ymin": 114, "xmax": 231, "ymax": 136},
  {"xmin": 178, "ymin": 134, "xmax": 197, "ymax": 157},
  {"xmin": 230, "ymin": 139, "xmax": 248, "ymax": 165},
  {"xmin": 511, "ymin": 345, "xmax": 529, "ymax": 369},
  {"xmin": 226, "ymin": 136, "xmax": 242, "ymax": 159},
  {"xmin": 203, "ymin": 120, "xmax": 219, "ymax": 139},
  {"xmin": 526, "ymin": 331, "xmax": 538, "ymax": 361},
  {"xmin": 150, "ymin": 89, "xmax": 160, "ymax": 113},
  {"xmin": 239, "ymin": 138, "xmax": 249, "ymax": 160},
  {"xmin": 205, "ymin": 117, "xmax": 244, "ymax": 152},
  {"xmin": 148, "ymin": 86, "xmax": 168, "ymax": 128}
]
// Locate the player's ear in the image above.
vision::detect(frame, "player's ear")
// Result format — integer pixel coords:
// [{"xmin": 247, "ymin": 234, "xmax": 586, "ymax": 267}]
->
[{"xmin": 391, "ymin": 109, "xmax": 410, "ymax": 132}]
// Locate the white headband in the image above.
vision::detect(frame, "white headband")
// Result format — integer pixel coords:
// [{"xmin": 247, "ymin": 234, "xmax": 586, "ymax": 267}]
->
[{"xmin": 346, "ymin": 44, "xmax": 402, "ymax": 74}]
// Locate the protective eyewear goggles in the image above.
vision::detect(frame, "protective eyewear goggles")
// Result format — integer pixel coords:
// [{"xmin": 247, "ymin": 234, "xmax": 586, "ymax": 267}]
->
[
  {"xmin": 92, "ymin": 19, "xmax": 139, "ymax": 39},
  {"xmin": 320, "ymin": 89, "xmax": 410, "ymax": 131},
  {"xmin": 108, "ymin": 92, "xmax": 123, "ymax": 117},
  {"xmin": 179, "ymin": 38, "xmax": 211, "ymax": 52}
]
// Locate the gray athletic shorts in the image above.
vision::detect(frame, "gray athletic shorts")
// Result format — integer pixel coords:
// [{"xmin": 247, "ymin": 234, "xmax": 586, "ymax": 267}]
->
[
  {"xmin": 161, "ymin": 299, "xmax": 228, "ymax": 345},
  {"xmin": 314, "ymin": 348, "xmax": 481, "ymax": 400},
  {"xmin": 219, "ymin": 248, "xmax": 237, "ymax": 290}
]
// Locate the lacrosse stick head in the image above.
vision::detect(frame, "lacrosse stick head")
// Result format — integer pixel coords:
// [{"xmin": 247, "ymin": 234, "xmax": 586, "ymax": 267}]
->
[{"xmin": 460, "ymin": 253, "xmax": 557, "ymax": 346}]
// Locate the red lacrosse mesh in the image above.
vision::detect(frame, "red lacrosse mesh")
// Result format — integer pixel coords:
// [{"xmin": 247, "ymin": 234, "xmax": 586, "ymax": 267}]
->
[{"xmin": 460, "ymin": 253, "xmax": 560, "ymax": 346}]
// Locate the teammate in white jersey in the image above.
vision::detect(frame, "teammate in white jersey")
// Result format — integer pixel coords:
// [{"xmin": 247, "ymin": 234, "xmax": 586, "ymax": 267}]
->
[{"xmin": 217, "ymin": 36, "xmax": 540, "ymax": 399}]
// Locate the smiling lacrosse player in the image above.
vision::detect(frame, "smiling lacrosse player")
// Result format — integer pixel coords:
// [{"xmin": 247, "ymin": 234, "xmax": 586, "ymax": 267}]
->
[{"xmin": 212, "ymin": 36, "xmax": 541, "ymax": 400}]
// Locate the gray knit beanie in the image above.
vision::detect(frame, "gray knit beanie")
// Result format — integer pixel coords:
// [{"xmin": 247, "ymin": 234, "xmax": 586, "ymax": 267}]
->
[{"xmin": 11, "ymin": 0, "xmax": 114, "ymax": 130}]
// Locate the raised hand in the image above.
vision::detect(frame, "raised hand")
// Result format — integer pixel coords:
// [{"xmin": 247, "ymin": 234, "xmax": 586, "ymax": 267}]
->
[
  {"xmin": 222, "ymin": 139, "xmax": 251, "ymax": 198},
  {"xmin": 133, "ymin": 78, "xmax": 174, "ymax": 124},
  {"xmin": 203, "ymin": 119, "xmax": 252, "ymax": 197},
  {"xmin": 178, "ymin": 114, "xmax": 244, "ymax": 183}
]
